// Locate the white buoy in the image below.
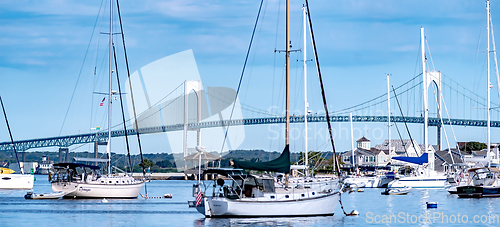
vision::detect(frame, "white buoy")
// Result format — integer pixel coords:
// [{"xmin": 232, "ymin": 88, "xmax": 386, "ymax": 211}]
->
[
  {"xmin": 350, "ymin": 210, "xmax": 360, "ymax": 215},
  {"xmin": 102, "ymin": 198, "xmax": 108, "ymax": 203}
]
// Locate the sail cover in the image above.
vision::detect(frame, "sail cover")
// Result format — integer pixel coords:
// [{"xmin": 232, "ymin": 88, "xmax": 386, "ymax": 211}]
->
[
  {"xmin": 233, "ymin": 145, "xmax": 290, "ymax": 173},
  {"xmin": 391, "ymin": 153, "xmax": 428, "ymax": 165}
]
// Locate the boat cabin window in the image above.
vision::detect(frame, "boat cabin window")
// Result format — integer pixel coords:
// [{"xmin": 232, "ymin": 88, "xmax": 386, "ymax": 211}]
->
[{"xmin": 261, "ymin": 179, "xmax": 275, "ymax": 193}]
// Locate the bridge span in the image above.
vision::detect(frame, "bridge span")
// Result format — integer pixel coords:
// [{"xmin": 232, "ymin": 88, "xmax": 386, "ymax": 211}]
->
[{"xmin": 0, "ymin": 115, "xmax": 498, "ymax": 152}]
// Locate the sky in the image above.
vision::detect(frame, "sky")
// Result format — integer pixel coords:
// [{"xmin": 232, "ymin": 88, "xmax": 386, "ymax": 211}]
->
[{"xmin": 0, "ymin": 0, "xmax": 499, "ymax": 156}]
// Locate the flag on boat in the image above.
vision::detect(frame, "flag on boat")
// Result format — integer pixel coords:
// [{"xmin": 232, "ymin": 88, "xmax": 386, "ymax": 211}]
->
[
  {"xmin": 100, "ymin": 97, "xmax": 105, "ymax": 106},
  {"xmin": 195, "ymin": 190, "xmax": 203, "ymax": 207}
]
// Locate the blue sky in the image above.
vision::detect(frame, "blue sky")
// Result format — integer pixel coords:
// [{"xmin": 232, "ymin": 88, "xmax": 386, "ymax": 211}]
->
[{"xmin": 0, "ymin": 0, "xmax": 499, "ymax": 155}]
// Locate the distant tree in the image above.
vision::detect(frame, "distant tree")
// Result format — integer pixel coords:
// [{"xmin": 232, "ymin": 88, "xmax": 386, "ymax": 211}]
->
[
  {"xmin": 464, "ymin": 142, "xmax": 487, "ymax": 152},
  {"xmin": 155, "ymin": 160, "xmax": 175, "ymax": 168},
  {"xmin": 139, "ymin": 159, "xmax": 154, "ymax": 168}
]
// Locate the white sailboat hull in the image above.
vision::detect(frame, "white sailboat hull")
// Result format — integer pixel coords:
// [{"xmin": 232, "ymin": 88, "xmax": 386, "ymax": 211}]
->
[
  {"xmin": 388, "ymin": 175, "xmax": 446, "ymax": 188},
  {"xmin": 51, "ymin": 177, "xmax": 144, "ymax": 198},
  {"xmin": 203, "ymin": 192, "xmax": 339, "ymax": 217},
  {"xmin": 0, "ymin": 174, "xmax": 34, "ymax": 189}
]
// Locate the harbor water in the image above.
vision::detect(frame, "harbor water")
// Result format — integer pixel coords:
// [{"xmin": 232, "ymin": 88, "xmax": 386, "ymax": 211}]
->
[{"xmin": 1, "ymin": 175, "xmax": 500, "ymax": 226}]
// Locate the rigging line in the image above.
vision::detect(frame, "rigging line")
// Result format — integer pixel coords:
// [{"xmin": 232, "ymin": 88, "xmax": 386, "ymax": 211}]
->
[
  {"xmin": 113, "ymin": 45, "xmax": 133, "ymax": 173},
  {"xmin": 333, "ymin": 74, "xmax": 421, "ymax": 114},
  {"xmin": 305, "ymin": 0, "xmax": 340, "ymax": 177},
  {"xmin": 440, "ymin": 86, "xmax": 460, "ymax": 160},
  {"xmin": 431, "ymin": 83, "xmax": 453, "ymax": 163},
  {"xmin": 490, "ymin": 15, "xmax": 500, "ymax": 106},
  {"xmin": 0, "ymin": 97, "xmax": 21, "ymax": 172},
  {"xmin": 425, "ymin": 38, "xmax": 436, "ymax": 72},
  {"xmin": 116, "ymin": 0, "xmax": 147, "ymax": 195},
  {"xmin": 58, "ymin": 0, "xmax": 105, "ymax": 138},
  {"xmin": 220, "ymin": 0, "xmax": 264, "ymax": 154},
  {"xmin": 393, "ymin": 119, "xmax": 410, "ymax": 157},
  {"xmin": 392, "ymin": 85, "xmax": 419, "ymax": 157},
  {"xmin": 334, "ymin": 81, "xmax": 423, "ymax": 115},
  {"xmin": 473, "ymin": 11, "xmax": 487, "ymax": 97},
  {"xmin": 242, "ymin": 0, "xmax": 268, "ymax": 106}
]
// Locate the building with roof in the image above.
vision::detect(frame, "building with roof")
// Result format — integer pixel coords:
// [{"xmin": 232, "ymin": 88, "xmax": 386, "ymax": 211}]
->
[{"xmin": 341, "ymin": 137, "xmax": 389, "ymax": 168}]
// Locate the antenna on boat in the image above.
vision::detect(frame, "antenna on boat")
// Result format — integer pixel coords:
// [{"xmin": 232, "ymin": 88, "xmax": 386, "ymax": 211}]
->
[{"xmin": 0, "ymin": 96, "xmax": 22, "ymax": 173}]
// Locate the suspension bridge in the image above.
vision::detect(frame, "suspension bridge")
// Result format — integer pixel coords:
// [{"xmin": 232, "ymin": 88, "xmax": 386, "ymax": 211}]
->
[{"xmin": 0, "ymin": 70, "xmax": 499, "ymax": 153}]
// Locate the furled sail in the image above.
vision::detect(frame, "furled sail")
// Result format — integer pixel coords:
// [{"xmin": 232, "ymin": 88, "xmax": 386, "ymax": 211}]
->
[{"xmin": 233, "ymin": 145, "xmax": 290, "ymax": 173}]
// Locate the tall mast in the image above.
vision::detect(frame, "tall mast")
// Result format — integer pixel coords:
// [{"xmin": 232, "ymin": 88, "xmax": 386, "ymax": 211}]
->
[
  {"xmin": 284, "ymin": 0, "xmax": 290, "ymax": 187},
  {"xmin": 421, "ymin": 27, "xmax": 428, "ymax": 158},
  {"xmin": 387, "ymin": 74, "xmax": 391, "ymax": 158},
  {"xmin": 107, "ymin": 0, "xmax": 113, "ymax": 175},
  {"xmin": 487, "ymin": 0, "xmax": 491, "ymax": 165},
  {"xmin": 285, "ymin": 0, "xmax": 290, "ymax": 145},
  {"xmin": 350, "ymin": 113, "xmax": 354, "ymax": 168},
  {"xmin": 302, "ymin": 4, "xmax": 308, "ymax": 177}
]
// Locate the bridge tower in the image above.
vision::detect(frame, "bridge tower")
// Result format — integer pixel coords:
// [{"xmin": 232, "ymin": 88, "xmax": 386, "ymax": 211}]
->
[
  {"xmin": 421, "ymin": 27, "xmax": 442, "ymax": 171},
  {"xmin": 183, "ymin": 80, "xmax": 202, "ymax": 168}
]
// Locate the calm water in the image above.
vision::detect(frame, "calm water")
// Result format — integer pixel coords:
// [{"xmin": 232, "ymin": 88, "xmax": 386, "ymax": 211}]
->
[{"xmin": 1, "ymin": 176, "xmax": 500, "ymax": 226}]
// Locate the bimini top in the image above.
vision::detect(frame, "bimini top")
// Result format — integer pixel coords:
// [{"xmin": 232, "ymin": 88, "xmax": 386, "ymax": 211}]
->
[
  {"xmin": 53, "ymin": 163, "xmax": 100, "ymax": 170},
  {"xmin": 391, "ymin": 153, "xmax": 428, "ymax": 165}
]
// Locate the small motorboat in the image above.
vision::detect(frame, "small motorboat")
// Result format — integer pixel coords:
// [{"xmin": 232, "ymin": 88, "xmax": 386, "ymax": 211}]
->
[
  {"xmin": 381, "ymin": 186, "xmax": 411, "ymax": 195},
  {"xmin": 25, "ymin": 191, "xmax": 66, "ymax": 200},
  {"xmin": 25, "ymin": 188, "xmax": 77, "ymax": 200}
]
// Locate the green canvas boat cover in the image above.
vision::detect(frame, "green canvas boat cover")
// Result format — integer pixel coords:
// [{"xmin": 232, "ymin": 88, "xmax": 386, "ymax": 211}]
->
[{"xmin": 233, "ymin": 145, "xmax": 290, "ymax": 173}]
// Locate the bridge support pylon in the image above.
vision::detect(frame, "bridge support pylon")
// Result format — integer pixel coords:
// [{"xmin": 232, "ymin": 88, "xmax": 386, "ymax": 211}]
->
[{"xmin": 183, "ymin": 80, "xmax": 202, "ymax": 168}]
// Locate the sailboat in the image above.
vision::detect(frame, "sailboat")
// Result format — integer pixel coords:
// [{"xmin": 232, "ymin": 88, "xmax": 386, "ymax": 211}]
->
[
  {"xmin": 456, "ymin": 0, "xmax": 500, "ymax": 198},
  {"xmin": 194, "ymin": 1, "xmax": 340, "ymax": 217},
  {"xmin": 50, "ymin": 0, "xmax": 145, "ymax": 198},
  {"xmin": 387, "ymin": 29, "xmax": 447, "ymax": 188},
  {"xmin": 0, "ymin": 96, "xmax": 34, "ymax": 190}
]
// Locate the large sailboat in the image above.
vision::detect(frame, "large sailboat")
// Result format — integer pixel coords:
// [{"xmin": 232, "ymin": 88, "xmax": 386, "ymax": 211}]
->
[
  {"xmin": 50, "ymin": 0, "xmax": 145, "ymax": 198},
  {"xmin": 194, "ymin": 0, "xmax": 341, "ymax": 217},
  {"xmin": 456, "ymin": 0, "xmax": 500, "ymax": 198}
]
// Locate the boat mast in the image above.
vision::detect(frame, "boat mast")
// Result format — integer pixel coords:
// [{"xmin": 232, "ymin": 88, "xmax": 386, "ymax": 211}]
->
[
  {"xmin": 285, "ymin": 0, "xmax": 290, "ymax": 146},
  {"xmin": 350, "ymin": 113, "xmax": 355, "ymax": 169},
  {"xmin": 107, "ymin": 0, "xmax": 113, "ymax": 176},
  {"xmin": 421, "ymin": 27, "xmax": 430, "ymax": 171},
  {"xmin": 302, "ymin": 4, "xmax": 309, "ymax": 177},
  {"xmin": 487, "ymin": 0, "xmax": 491, "ymax": 166},
  {"xmin": 284, "ymin": 0, "xmax": 290, "ymax": 186},
  {"xmin": 387, "ymin": 74, "xmax": 391, "ymax": 158},
  {"xmin": 0, "ymin": 97, "xmax": 22, "ymax": 173}
]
